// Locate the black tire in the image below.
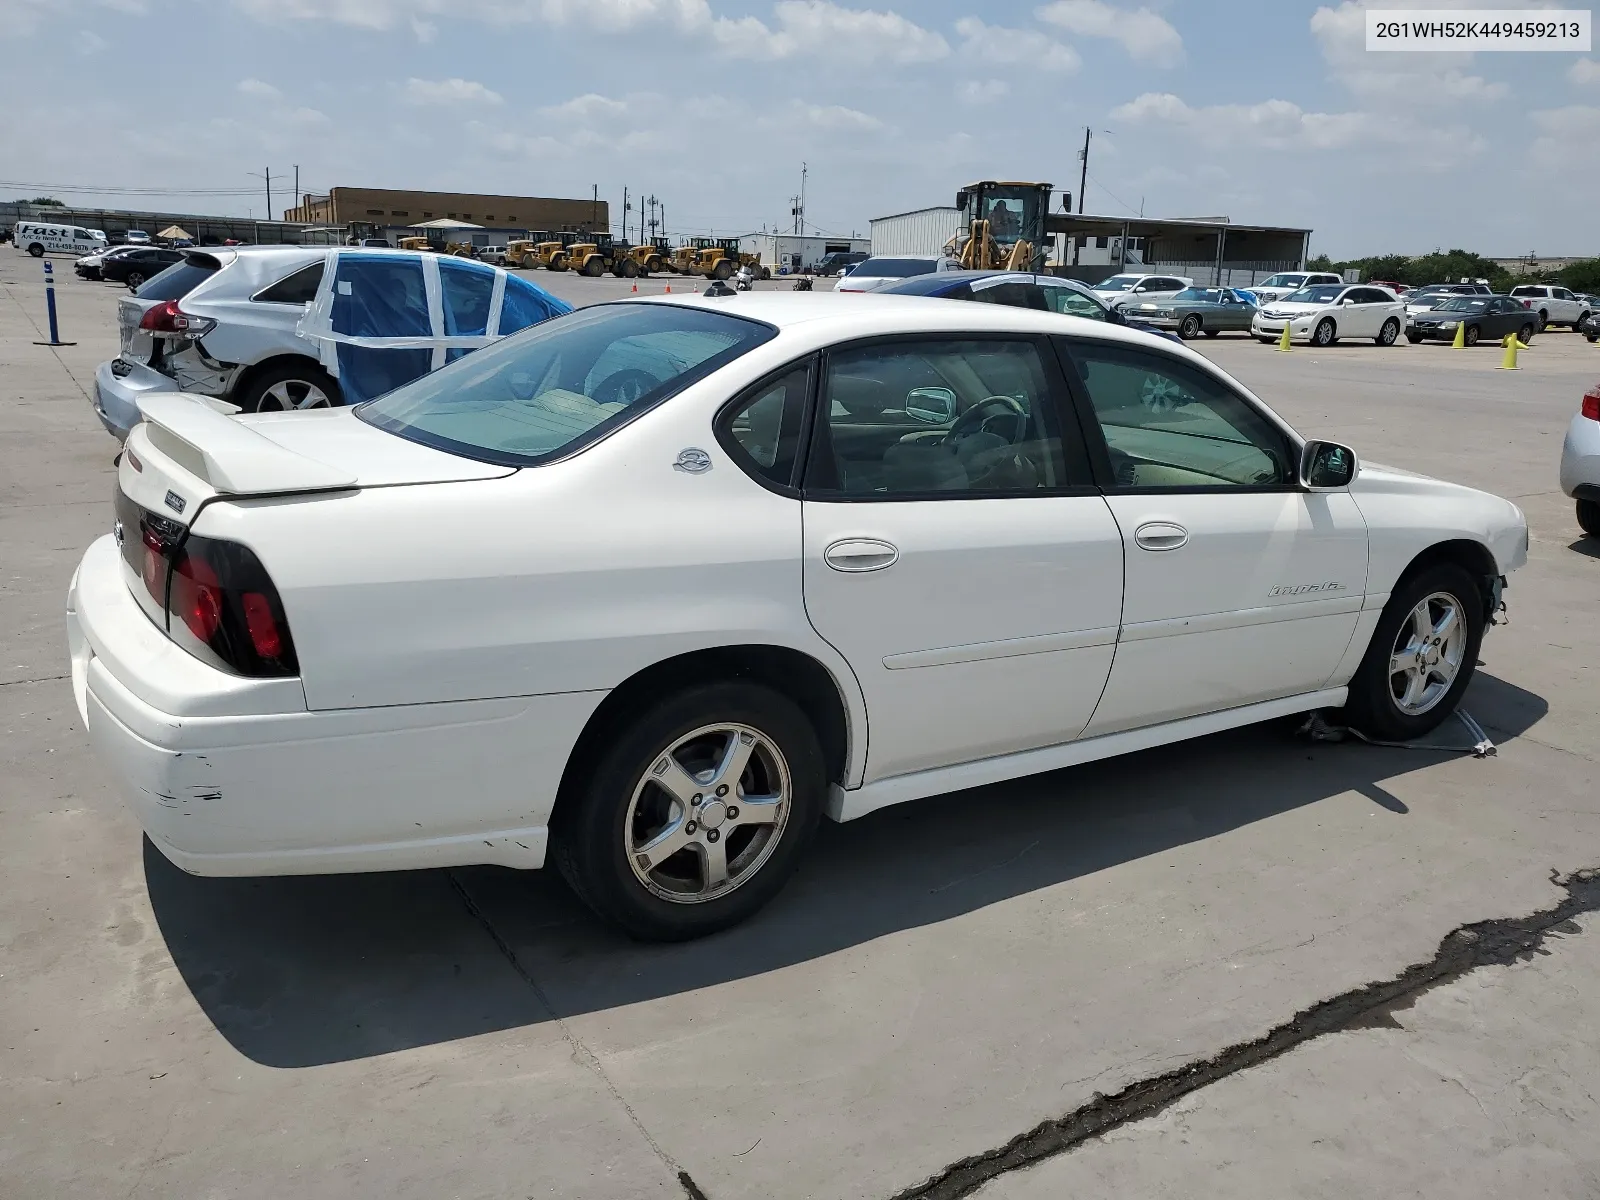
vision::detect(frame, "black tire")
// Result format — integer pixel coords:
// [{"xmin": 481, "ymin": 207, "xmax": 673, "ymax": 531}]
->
[
  {"xmin": 1577, "ymin": 311, "xmax": 1592, "ymax": 331},
  {"xmin": 27, "ymin": 242, "xmax": 46, "ymax": 257},
  {"xmin": 1520, "ymin": 322, "xmax": 1536, "ymax": 344},
  {"xmin": 1406, "ymin": 332, "xmax": 1424, "ymax": 344},
  {"xmin": 1179, "ymin": 314, "xmax": 1202, "ymax": 340},
  {"xmin": 619, "ymin": 258, "xmax": 640, "ymax": 278},
  {"xmin": 1586, "ymin": 332, "xmax": 1598, "ymax": 343},
  {"xmin": 1537, "ymin": 309, "xmax": 1549, "ymax": 331},
  {"xmin": 713, "ymin": 259, "xmax": 734, "ymax": 281},
  {"xmin": 583, "ymin": 257, "xmax": 604, "ymax": 277},
  {"xmin": 1578, "ymin": 498, "xmax": 1600, "ymax": 539},
  {"xmin": 552, "ymin": 682, "xmax": 825, "ymax": 941},
  {"xmin": 1463, "ymin": 323, "xmax": 1480, "ymax": 347},
  {"xmin": 760, "ymin": 267, "xmax": 772, "ymax": 281},
  {"xmin": 1343, "ymin": 561, "xmax": 1485, "ymax": 741},
  {"xmin": 1257, "ymin": 335, "xmax": 1276, "ymax": 344},
  {"xmin": 1313, "ymin": 317, "xmax": 1336, "ymax": 347},
  {"xmin": 126, "ymin": 271, "xmax": 145, "ymax": 289},
  {"xmin": 1203, "ymin": 329, "xmax": 1220, "ymax": 338},
  {"xmin": 1376, "ymin": 317, "xmax": 1399, "ymax": 346},
  {"xmin": 233, "ymin": 360, "xmax": 341, "ymax": 413}
]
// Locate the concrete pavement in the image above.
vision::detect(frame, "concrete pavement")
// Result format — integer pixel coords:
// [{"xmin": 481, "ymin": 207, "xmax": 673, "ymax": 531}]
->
[{"xmin": 2, "ymin": 256, "xmax": 1598, "ymax": 1198}]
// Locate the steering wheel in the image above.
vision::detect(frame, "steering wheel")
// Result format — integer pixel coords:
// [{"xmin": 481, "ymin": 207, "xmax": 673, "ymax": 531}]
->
[
  {"xmin": 943, "ymin": 394, "xmax": 1027, "ymax": 444},
  {"xmin": 591, "ymin": 368, "xmax": 661, "ymax": 407}
]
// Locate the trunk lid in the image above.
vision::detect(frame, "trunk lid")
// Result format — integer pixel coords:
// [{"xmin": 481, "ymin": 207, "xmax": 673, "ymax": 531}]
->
[{"xmin": 118, "ymin": 295, "xmax": 160, "ymax": 363}]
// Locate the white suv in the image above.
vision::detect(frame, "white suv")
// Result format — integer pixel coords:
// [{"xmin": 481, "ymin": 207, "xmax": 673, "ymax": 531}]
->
[
  {"xmin": 1091, "ymin": 273, "xmax": 1193, "ymax": 311},
  {"xmin": 94, "ymin": 246, "xmax": 334, "ymax": 440},
  {"xmin": 1249, "ymin": 271, "xmax": 1344, "ymax": 304},
  {"xmin": 1508, "ymin": 285, "xmax": 1591, "ymax": 332}
]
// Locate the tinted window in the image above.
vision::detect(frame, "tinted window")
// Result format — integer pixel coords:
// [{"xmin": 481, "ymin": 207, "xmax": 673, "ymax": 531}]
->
[
  {"xmin": 254, "ymin": 260, "xmax": 325, "ymax": 304},
  {"xmin": 1509, "ymin": 286, "xmax": 1542, "ymax": 297},
  {"xmin": 806, "ymin": 340, "xmax": 1077, "ymax": 497},
  {"xmin": 720, "ymin": 362, "xmax": 812, "ymax": 490},
  {"xmin": 854, "ymin": 257, "xmax": 939, "ymax": 278},
  {"xmin": 133, "ymin": 262, "xmax": 219, "ymax": 301},
  {"xmin": 359, "ymin": 304, "xmax": 774, "ymax": 466},
  {"xmin": 1065, "ymin": 341, "xmax": 1293, "ymax": 490},
  {"xmin": 498, "ymin": 274, "xmax": 570, "ymax": 334},
  {"xmin": 970, "ymin": 281, "xmax": 1047, "ymax": 310}
]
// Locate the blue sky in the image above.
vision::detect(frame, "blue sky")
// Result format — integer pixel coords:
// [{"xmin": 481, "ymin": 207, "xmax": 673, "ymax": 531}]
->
[{"xmin": 2, "ymin": 0, "xmax": 1597, "ymax": 257}]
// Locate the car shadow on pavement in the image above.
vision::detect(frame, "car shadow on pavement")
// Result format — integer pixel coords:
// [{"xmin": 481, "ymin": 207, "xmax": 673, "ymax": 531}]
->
[
  {"xmin": 147, "ymin": 671, "xmax": 1546, "ymax": 1068},
  {"xmin": 1568, "ymin": 537, "xmax": 1600, "ymax": 559}
]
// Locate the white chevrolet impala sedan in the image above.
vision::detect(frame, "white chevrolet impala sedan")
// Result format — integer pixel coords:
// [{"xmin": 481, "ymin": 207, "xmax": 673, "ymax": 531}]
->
[{"xmin": 67, "ymin": 295, "xmax": 1528, "ymax": 940}]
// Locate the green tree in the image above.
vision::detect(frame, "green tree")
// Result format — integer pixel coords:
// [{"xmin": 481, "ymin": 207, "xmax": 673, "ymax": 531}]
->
[
  {"xmin": 1556, "ymin": 258, "xmax": 1600, "ymax": 293},
  {"xmin": 29, "ymin": 196, "xmax": 65, "ymax": 206}
]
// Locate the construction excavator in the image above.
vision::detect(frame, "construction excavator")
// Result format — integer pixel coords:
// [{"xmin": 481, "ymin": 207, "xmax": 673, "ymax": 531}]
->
[{"xmin": 944, "ymin": 181, "xmax": 1054, "ymax": 272}]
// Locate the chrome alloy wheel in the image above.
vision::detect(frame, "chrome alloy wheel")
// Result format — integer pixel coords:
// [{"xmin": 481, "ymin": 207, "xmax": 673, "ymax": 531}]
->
[
  {"xmin": 625, "ymin": 723, "xmax": 792, "ymax": 904},
  {"xmin": 1389, "ymin": 591, "xmax": 1466, "ymax": 716},
  {"xmin": 260, "ymin": 379, "xmax": 332, "ymax": 410}
]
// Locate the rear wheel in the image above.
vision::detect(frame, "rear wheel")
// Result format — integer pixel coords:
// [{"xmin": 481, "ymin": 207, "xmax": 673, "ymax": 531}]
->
[
  {"xmin": 234, "ymin": 361, "xmax": 340, "ymax": 413},
  {"xmin": 1463, "ymin": 323, "xmax": 1480, "ymax": 347},
  {"xmin": 1179, "ymin": 314, "xmax": 1202, "ymax": 340},
  {"xmin": 1313, "ymin": 318, "xmax": 1336, "ymax": 346},
  {"xmin": 1343, "ymin": 562, "xmax": 1484, "ymax": 741},
  {"xmin": 620, "ymin": 258, "xmax": 640, "ymax": 278},
  {"xmin": 1406, "ymin": 332, "xmax": 1424, "ymax": 344},
  {"xmin": 552, "ymin": 682, "xmax": 825, "ymax": 941},
  {"xmin": 1376, "ymin": 317, "xmax": 1400, "ymax": 346},
  {"xmin": 1578, "ymin": 498, "xmax": 1600, "ymax": 538}
]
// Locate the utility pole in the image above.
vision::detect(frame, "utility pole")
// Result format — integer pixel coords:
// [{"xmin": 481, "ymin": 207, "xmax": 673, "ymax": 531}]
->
[
  {"xmin": 293, "ymin": 164, "xmax": 299, "ymax": 219},
  {"xmin": 591, "ymin": 184, "xmax": 598, "ymax": 233},
  {"xmin": 1077, "ymin": 128, "xmax": 1090, "ymax": 214},
  {"xmin": 800, "ymin": 161, "xmax": 807, "ymax": 235},
  {"xmin": 265, "ymin": 166, "xmax": 272, "ymax": 223},
  {"xmin": 622, "ymin": 186, "xmax": 629, "ymax": 241}
]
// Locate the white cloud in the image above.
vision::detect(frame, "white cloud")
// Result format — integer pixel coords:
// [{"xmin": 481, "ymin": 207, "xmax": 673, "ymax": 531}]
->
[
  {"xmin": 1111, "ymin": 91, "xmax": 1484, "ymax": 168},
  {"xmin": 404, "ymin": 77, "xmax": 504, "ymax": 105},
  {"xmin": 1035, "ymin": 0, "xmax": 1181, "ymax": 66},
  {"xmin": 954, "ymin": 17, "xmax": 1078, "ymax": 73},
  {"xmin": 799, "ymin": 103, "xmax": 882, "ymax": 130},
  {"xmin": 713, "ymin": 0, "xmax": 948, "ymax": 63},
  {"xmin": 1310, "ymin": 2, "xmax": 1505, "ymax": 103},
  {"xmin": 1571, "ymin": 58, "xmax": 1600, "ymax": 86},
  {"xmin": 538, "ymin": 93, "xmax": 628, "ymax": 120},
  {"xmin": 960, "ymin": 80, "xmax": 1010, "ymax": 105},
  {"xmin": 410, "ymin": 16, "xmax": 436, "ymax": 41},
  {"xmin": 237, "ymin": 78, "xmax": 282, "ymax": 99}
]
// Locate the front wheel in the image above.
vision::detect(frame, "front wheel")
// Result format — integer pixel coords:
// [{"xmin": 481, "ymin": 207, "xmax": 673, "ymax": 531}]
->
[
  {"xmin": 1537, "ymin": 310, "xmax": 1549, "ymax": 331},
  {"xmin": 583, "ymin": 258, "xmax": 604, "ymax": 277},
  {"xmin": 1578, "ymin": 498, "xmax": 1600, "ymax": 538},
  {"xmin": 713, "ymin": 259, "xmax": 735, "ymax": 281},
  {"xmin": 27, "ymin": 242, "xmax": 45, "ymax": 257},
  {"xmin": 125, "ymin": 271, "xmax": 145, "ymax": 289},
  {"xmin": 552, "ymin": 682, "xmax": 825, "ymax": 941},
  {"xmin": 1463, "ymin": 323, "xmax": 1480, "ymax": 347},
  {"xmin": 1343, "ymin": 562, "xmax": 1484, "ymax": 741},
  {"xmin": 1313, "ymin": 317, "xmax": 1336, "ymax": 347},
  {"xmin": 1376, "ymin": 317, "xmax": 1399, "ymax": 346},
  {"xmin": 1179, "ymin": 314, "xmax": 1202, "ymax": 340},
  {"xmin": 1520, "ymin": 322, "xmax": 1536, "ymax": 344},
  {"xmin": 1406, "ymin": 332, "xmax": 1424, "ymax": 344},
  {"xmin": 1203, "ymin": 329, "xmax": 1220, "ymax": 338}
]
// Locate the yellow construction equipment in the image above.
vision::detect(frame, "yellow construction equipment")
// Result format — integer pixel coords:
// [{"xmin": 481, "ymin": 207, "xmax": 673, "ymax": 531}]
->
[
  {"xmin": 396, "ymin": 235, "xmax": 477, "ymax": 258},
  {"xmin": 565, "ymin": 235, "xmax": 645, "ymax": 278},
  {"xmin": 945, "ymin": 181, "xmax": 1053, "ymax": 272},
  {"xmin": 505, "ymin": 232, "xmax": 552, "ymax": 269},
  {"xmin": 688, "ymin": 237, "xmax": 751, "ymax": 281}
]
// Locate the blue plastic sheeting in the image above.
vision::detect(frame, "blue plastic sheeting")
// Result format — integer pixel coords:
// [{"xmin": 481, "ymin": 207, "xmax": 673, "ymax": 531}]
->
[{"xmin": 298, "ymin": 251, "xmax": 572, "ymax": 405}]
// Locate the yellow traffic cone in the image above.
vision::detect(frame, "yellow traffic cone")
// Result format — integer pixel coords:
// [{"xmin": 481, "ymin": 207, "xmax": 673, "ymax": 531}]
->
[
  {"xmin": 1451, "ymin": 322, "xmax": 1465, "ymax": 349},
  {"xmin": 1496, "ymin": 332, "xmax": 1528, "ymax": 370},
  {"xmin": 1275, "ymin": 323, "xmax": 1292, "ymax": 352}
]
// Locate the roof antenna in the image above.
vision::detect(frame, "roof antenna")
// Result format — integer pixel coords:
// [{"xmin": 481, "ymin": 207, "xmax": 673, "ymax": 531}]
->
[{"xmin": 703, "ymin": 280, "xmax": 736, "ymax": 297}]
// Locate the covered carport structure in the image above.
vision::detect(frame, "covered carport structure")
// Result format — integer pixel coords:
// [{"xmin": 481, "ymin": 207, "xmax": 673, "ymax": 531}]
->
[{"xmin": 1044, "ymin": 213, "xmax": 1312, "ymax": 288}]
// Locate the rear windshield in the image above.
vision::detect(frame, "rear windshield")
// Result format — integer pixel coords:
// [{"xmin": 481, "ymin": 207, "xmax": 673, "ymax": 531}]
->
[
  {"xmin": 1096, "ymin": 275, "xmax": 1142, "ymax": 291},
  {"xmin": 1508, "ymin": 286, "xmax": 1542, "ymax": 296},
  {"xmin": 358, "ymin": 303, "xmax": 776, "ymax": 466},
  {"xmin": 854, "ymin": 257, "xmax": 938, "ymax": 278},
  {"xmin": 1258, "ymin": 274, "xmax": 1307, "ymax": 289},
  {"xmin": 133, "ymin": 261, "xmax": 219, "ymax": 301},
  {"xmin": 1435, "ymin": 297, "xmax": 1489, "ymax": 312}
]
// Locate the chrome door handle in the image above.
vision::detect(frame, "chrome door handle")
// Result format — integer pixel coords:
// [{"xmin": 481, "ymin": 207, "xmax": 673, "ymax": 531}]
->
[
  {"xmin": 1134, "ymin": 522, "xmax": 1188, "ymax": 551},
  {"xmin": 824, "ymin": 538, "xmax": 899, "ymax": 573}
]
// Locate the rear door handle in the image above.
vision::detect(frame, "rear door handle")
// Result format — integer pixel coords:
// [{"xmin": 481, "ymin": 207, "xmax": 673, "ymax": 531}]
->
[
  {"xmin": 824, "ymin": 538, "xmax": 899, "ymax": 572},
  {"xmin": 1134, "ymin": 522, "xmax": 1188, "ymax": 552}
]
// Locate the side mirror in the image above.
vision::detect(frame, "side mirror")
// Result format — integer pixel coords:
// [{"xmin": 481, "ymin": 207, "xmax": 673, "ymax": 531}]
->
[
  {"xmin": 1106, "ymin": 307, "xmax": 1128, "ymax": 325},
  {"xmin": 1340, "ymin": 297, "xmax": 1355, "ymax": 305},
  {"xmin": 1300, "ymin": 440, "xmax": 1358, "ymax": 490},
  {"xmin": 905, "ymin": 386, "xmax": 957, "ymax": 425}
]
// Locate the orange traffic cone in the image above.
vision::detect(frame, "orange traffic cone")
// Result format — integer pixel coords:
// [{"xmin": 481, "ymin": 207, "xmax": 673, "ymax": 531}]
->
[
  {"xmin": 631, "ymin": 283, "xmax": 637, "ymax": 293},
  {"xmin": 665, "ymin": 285, "xmax": 672, "ymax": 293}
]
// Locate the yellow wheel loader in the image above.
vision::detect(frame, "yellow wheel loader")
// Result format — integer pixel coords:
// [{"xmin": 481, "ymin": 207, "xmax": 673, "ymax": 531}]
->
[{"xmin": 944, "ymin": 181, "xmax": 1054, "ymax": 272}]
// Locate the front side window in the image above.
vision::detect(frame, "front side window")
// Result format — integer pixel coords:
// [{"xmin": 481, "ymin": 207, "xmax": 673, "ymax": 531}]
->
[
  {"xmin": 719, "ymin": 362, "xmax": 812, "ymax": 490},
  {"xmin": 360, "ymin": 304, "xmax": 775, "ymax": 466},
  {"xmin": 805, "ymin": 339, "xmax": 1079, "ymax": 497},
  {"xmin": 1064, "ymin": 341, "xmax": 1294, "ymax": 490},
  {"xmin": 1040, "ymin": 283, "xmax": 1107, "ymax": 319}
]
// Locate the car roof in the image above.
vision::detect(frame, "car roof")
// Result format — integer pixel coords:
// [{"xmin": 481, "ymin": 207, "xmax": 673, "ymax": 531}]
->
[{"xmin": 626, "ymin": 291, "xmax": 1168, "ymax": 348}]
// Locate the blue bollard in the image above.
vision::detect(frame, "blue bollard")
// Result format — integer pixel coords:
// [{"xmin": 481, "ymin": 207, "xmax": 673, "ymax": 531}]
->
[{"xmin": 33, "ymin": 259, "xmax": 78, "ymax": 347}]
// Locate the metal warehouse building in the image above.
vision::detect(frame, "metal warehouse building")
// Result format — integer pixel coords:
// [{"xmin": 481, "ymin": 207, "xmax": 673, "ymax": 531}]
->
[{"xmin": 870, "ymin": 206, "xmax": 1312, "ymax": 288}]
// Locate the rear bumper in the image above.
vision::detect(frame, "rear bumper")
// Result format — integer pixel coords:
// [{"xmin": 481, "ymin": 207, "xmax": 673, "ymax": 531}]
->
[
  {"xmin": 1560, "ymin": 413, "xmax": 1600, "ymax": 498},
  {"xmin": 93, "ymin": 358, "xmax": 177, "ymax": 442},
  {"xmin": 68, "ymin": 535, "xmax": 604, "ymax": 877}
]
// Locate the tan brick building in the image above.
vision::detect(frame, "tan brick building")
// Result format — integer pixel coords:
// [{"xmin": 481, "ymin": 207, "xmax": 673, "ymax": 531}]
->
[{"xmin": 285, "ymin": 186, "xmax": 607, "ymax": 233}]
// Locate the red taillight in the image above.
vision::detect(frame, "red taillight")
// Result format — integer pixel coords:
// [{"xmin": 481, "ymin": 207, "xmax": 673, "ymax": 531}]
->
[
  {"xmin": 138, "ymin": 300, "xmax": 214, "ymax": 337},
  {"xmin": 242, "ymin": 592, "xmax": 283, "ymax": 659},
  {"xmin": 171, "ymin": 551, "xmax": 223, "ymax": 642},
  {"xmin": 162, "ymin": 534, "xmax": 297, "ymax": 676},
  {"xmin": 1522, "ymin": 299, "xmax": 1532, "ymax": 309},
  {"xmin": 141, "ymin": 527, "xmax": 165, "ymax": 601},
  {"xmin": 1583, "ymin": 387, "xmax": 1600, "ymax": 422}
]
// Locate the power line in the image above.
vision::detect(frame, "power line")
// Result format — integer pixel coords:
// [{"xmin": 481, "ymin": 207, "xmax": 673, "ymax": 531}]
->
[
  {"xmin": 0, "ymin": 179, "xmax": 323, "ymax": 198},
  {"xmin": 1084, "ymin": 168, "xmax": 1141, "ymax": 218}
]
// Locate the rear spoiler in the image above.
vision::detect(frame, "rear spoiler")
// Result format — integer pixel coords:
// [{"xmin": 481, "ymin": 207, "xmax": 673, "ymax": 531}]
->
[{"xmin": 135, "ymin": 393, "xmax": 357, "ymax": 495}]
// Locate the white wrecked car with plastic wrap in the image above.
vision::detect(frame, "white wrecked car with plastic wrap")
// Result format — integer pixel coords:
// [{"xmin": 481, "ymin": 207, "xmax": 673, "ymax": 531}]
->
[
  {"xmin": 92, "ymin": 246, "xmax": 570, "ymax": 440},
  {"xmin": 68, "ymin": 292, "xmax": 1527, "ymax": 941}
]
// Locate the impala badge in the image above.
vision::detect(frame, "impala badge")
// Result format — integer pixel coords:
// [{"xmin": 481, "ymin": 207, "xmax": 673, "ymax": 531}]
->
[
  {"xmin": 674, "ymin": 448, "xmax": 712, "ymax": 475},
  {"xmin": 1269, "ymin": 581, "xmax": 1345, "ymax": 597}
]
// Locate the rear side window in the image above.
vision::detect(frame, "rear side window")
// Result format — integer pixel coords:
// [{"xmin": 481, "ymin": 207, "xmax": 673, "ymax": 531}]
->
[
  {"xmin": 134, "ymin": 261, "xmax": 219, "ymax": 301},
  {"xmin": 255, "ymin": 261, "xmax": 325, "ymax": 304},
  {"xmin": 970, "ymin": 282, "xmax": 1047, "ymax": 310},
  {"xmin": 439, "ymin": 259, "xmax": 496, "ymax": 336},
  {"xmin": 332, "ymin": 256, "xmax": 430, "ymax": 336}
]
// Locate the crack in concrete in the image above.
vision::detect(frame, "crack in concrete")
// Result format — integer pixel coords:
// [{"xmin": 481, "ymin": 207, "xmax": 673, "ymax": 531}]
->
[
  {"xmin": 888, "ymin": 867, "xmax": 1600, "ymax": 1200},
  {"xmin": 444, "ymin": 870, "xmax": 706, "ymax": 1200}
]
